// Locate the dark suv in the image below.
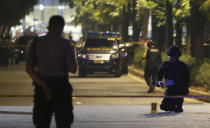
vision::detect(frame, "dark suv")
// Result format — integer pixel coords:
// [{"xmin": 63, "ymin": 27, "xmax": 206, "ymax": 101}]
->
[{"xmin": 77, "ymin": 38, "xmax": 127, "ymax": 77}]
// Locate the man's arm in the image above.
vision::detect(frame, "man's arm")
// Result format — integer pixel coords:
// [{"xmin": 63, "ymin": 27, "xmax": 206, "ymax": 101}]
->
[
  {"xmin": 68, "ymin": 62, "xmax": 77, "ymax": 73},
  {"xmin": 66, "ymin": 46, "xmax": 77, "ymax": 73},
  {"xmin": 25, "ymin": 66, "xmax": 46, "ymax": 87},
  {"xmin": 25, "ymin": 66, "xmax": 52, "ymax": 101},
  {"xmin": 25, "ymin": 39, "xmax": 51, "ymax": 101},
  {"xmin": 157, "ymin": 63, "xmax": 165, "ymax": 87}
]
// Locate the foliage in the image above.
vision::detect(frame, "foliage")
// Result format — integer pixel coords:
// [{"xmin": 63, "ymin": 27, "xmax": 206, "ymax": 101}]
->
[
  {"xmin": 146, "ymin": 0, "xmax": 191, "ymax": 27},
  {"xmin": 147, "ymin": 0, "xmax": 167, "ymax": 27},
  {"xmin": 62, "ymin": 0, "xmax": 150, "ymax": 31},
  {"xmin": 195, "ymin": 59, "xmax": 210, "ymax": 90},
  {"xmin": 0, "ymin": 0, "xmax": 38, "ymax": 26},
  {"xmin": 179, "ymin": 54, "xmax": 196, "ymax": 67},
  {"xmin": 133, "ymin": 47, "xmax": 146, "ymax": 68},
  {"xmin": 173, "ymin": 0, "xmax": 190, "ymax": 20},
  {"xmin": 199, "ymin": 0, "xmax": 210, "ymax": 20},
  {"xmin": 66, "ymin": 0, "xmax": 130, "ymax": 26}
]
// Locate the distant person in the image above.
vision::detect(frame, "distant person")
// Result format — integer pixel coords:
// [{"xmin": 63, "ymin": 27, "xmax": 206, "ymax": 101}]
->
[
  {"xmin": 142, "ymin": 40, "xmax": 161, "ymax": 93},
  {"xmin": 69, "ymin": 35, "xmax": 76, "ymax": 47},
  {"xmin": 25, "ymin": 15, "xmax": 77, "ymax": 128},
  {"xmin": 75, "ymin": 37, "xmax": 85, "ymax": 52},
  {"xmin": 8, "ymin": 45, "xmax": 15, "ymax": 66},
  {"xmin": 157, "ymin": 45, "xmax": 190, "ymax": 112}
]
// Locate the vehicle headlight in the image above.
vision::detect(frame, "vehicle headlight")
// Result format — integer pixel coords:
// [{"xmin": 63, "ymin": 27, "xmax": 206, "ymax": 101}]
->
[
  {"xmin": 119, "ymin": 44, "xmax": 125, "ymax": 48},
  {"xmin": 111, "ymin": 53, "xmax": 119, "ymax": 59},
  {"xmin": 20, "ymin": 50, "xmax": 24, "ymax": 54},
  {"xmin": 113, "ymin": 45, "xmax": 118, "ymax": 50},
  {"xmin": 78, "ymin": 54, "xmax": 87, "ymax": 59}
]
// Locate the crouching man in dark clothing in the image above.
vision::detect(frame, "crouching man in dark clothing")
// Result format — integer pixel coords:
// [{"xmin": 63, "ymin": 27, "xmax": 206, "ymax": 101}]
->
[{"xmin": 157, "ymin": 45, "xmax": 190, "ymax": 112}]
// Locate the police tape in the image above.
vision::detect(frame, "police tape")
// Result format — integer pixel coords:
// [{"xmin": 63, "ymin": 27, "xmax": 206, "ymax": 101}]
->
[
  {"xmin": 159, "ymin": 95, "xmax": 210, "ymax": 99},
  {"xmin": 203, "ymin": 43, "xmax": 210, "ymax": 46}
]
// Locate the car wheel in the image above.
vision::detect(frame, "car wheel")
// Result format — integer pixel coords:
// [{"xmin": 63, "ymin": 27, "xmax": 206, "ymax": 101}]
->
[
  {"xmin": 122, "ymin": 65, "xmax": 128, "ymax": 74},
  {"xmin": 114, "ymin": 66, "xmax": 121, "ymax": 77}
]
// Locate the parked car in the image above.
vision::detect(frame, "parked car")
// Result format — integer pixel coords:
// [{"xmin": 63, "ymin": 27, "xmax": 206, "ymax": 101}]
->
[{"xmin": 77, "ymin": 36, "xmax": 127, "ymax": 77}]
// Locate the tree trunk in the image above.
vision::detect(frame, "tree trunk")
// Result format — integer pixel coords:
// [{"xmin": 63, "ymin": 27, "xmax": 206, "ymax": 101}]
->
[
  {"xmin": 152, "ymin": 15, "xmax": 166, "ymax": 52},
  {"xmin": 175, "ymin": 20, "xmax": 182, "ymax": 48},
  {"xmin": 157, "ymin": 25, "xmax": 166, "ymax": 52},
  {"xmin": 166, "ymin": 0, "xmax": 173, "ymax": 47},
  {"xmin": 131, "ymin": 0, "xmax": 141, "ymax": 41},
  {"xmin": 141, "ymin": 9, "xmax": 150, "ymax": 41},
  {"xmin": 185, "ymin": 19, "xmax": 191, "ymax": 55},
  {"xmin": 152, "ymin": 16, "xmax": 156, "ymax": 42},
  {"xmin": 121, "ymin": 4, "xmax": 130, "ymax": 42},
  {"xmin": 190, "ymin": 1, "xmax": 205, "ymax": 59}
]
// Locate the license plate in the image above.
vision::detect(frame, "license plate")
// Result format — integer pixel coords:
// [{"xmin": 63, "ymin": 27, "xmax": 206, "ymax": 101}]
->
[{"xmin": 94, "ymin": 60, "xmax": 104, "ymax": 64}]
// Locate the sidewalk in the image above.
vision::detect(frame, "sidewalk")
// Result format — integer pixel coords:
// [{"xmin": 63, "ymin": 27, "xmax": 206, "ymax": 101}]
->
[{"xmin": 0, "ymin": 105, "xmax": 210, "ymax": 128}]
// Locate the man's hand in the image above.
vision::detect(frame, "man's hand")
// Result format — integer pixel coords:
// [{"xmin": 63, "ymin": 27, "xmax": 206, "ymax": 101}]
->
[
  {"xmin": 42, "ymin": 86, "xmax": 52, "ymax": 101},
  {"xmin": 26, "ymin": 66, "xmax": 52, "ymax": 101},
  {"xmin": 33, "ymin": 77, "xmax": 52, "ymax": 101}
]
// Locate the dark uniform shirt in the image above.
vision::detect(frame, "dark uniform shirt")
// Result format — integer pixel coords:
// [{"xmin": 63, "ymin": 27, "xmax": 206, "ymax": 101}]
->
[
  {"xmin": 25, "ymin": 33, "xmax": 76, "ymax": 78},
  {"xmin": 145, "ymin": 47, "xmax": 161, "ymax": 71},
  {"xmin": 158, "ymin": 60, "xmax": 190, "ymax": 95}
]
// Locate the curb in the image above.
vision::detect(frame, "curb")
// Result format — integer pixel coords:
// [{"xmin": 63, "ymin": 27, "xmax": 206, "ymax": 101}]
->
[{"xmin": 128, "ymin": 66, "xmax": 144, "ymax": 78}]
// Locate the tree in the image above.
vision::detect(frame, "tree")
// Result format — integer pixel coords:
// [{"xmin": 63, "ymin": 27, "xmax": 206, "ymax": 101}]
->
[
  {"xmin": 199, "ymin": 0, "xmax": 210, "ymax": 19},
  {"xmin": 190, "ymin": 0, "xmax": 207, "ymax": 59},
  {"xmin": 165, "ymin": 0, "xmax": 173, "ymax": 47},
  {"xmin": 174, "ymin": 0, "xmax": 190, "ymax": 49},
  {"xmin": 0, "ymin": 0, "xmax": 38, "ymax": 36},
  {"xmin": 61, "ymin": 0, "xmax": 210, "ymax": 59},
  {"xmin": 62, "ymin": 0, "xmax": 151, "ymax": 41},
  {"xmin": 140, "ymin": 0, "xmax": 150, "ymax": 42},
  {"xmin": 146, "ymin": 0, "xmax": 167, "ymax": 51},
  {"xmin": 147, "ymin": 0, "xmax": 191, "ymax": 51},
  {"xmin": 62, "ymin": 0, "xmax": 132, "ymax": 41}
]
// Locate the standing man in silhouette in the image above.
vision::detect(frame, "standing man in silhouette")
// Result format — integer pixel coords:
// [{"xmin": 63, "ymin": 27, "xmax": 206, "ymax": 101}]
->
[{"xmin": 25, "ymin": 15, "xmax": 77, "ymax": 128}]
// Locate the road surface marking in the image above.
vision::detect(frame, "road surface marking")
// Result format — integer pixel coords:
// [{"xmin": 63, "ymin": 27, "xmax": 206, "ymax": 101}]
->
[{"xmin": 76, "ymin": 101, "xmax": 82, "ymax": 105}]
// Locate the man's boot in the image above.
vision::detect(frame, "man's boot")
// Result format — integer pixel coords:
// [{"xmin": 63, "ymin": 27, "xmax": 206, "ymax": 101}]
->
[{"xmin": 147, "ymin": 86, "xmax": 155, "ymax": 93}]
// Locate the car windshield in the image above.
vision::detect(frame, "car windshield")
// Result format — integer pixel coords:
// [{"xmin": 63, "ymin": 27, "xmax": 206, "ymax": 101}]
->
[{"xmin": 85, "ymin": 39, "xmax": 117, "ymax": 48}]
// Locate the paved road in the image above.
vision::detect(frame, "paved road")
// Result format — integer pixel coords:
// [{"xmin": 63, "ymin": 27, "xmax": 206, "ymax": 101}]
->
[
  {"xmin": 0, "ymin": 63, "xmax": 209, "ymax": 128},
  {"xmin": 0, "ymin": 63, "xmax": 205, "ymax": 105},
  {"xmin": 0, "ymin": 105, "xmax": 210, "ymax": 128}
]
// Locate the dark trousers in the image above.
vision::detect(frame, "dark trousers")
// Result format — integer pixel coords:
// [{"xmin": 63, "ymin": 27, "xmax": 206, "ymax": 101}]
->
[
  {"xmin": 144, "ymin": 67, "xmax": 158, "ymax": 89},
  {"xmin": 160, "ymin": 96, "xmax": 184, "ymax": 110},
  {"xmin": 33, "ymin": 77, "xmax": 73, "ymax": 128}
]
